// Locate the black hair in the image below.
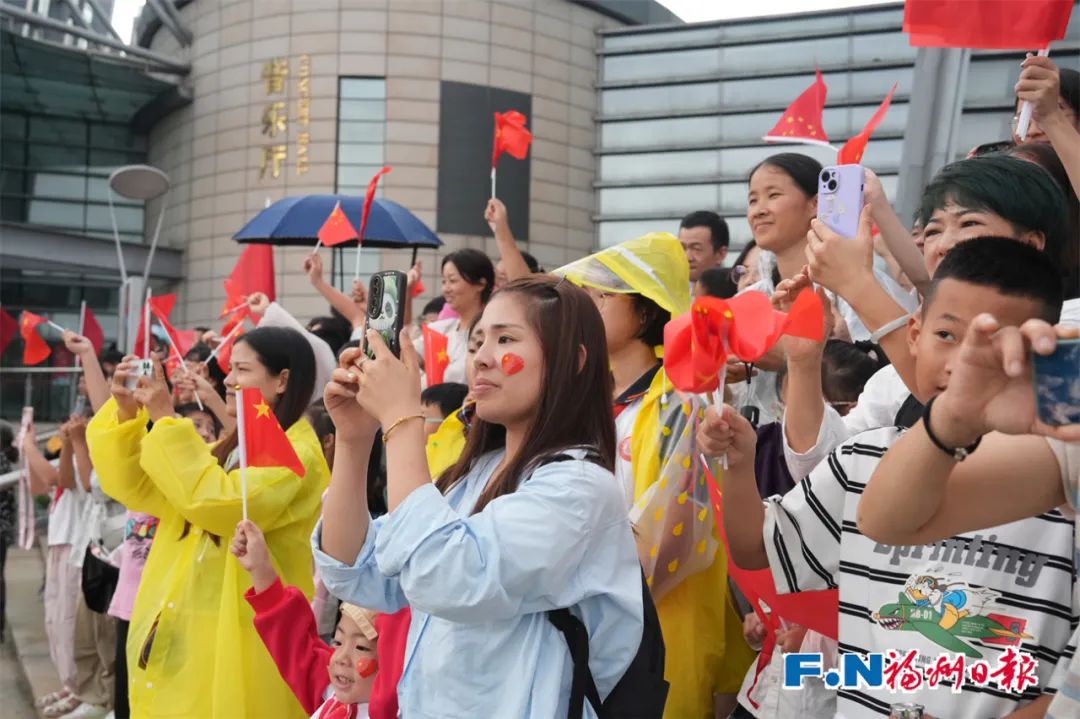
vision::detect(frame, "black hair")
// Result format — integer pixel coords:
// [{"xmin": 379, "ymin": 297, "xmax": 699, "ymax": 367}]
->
[
  {"xmin": 633, "ymin": 294, "xmax": 668, "ymax": 348},
  {"xmin": 305, "ymin": 400, "xmax": 335, "ymax": 443},
  {"xmin": 925, "ymin": 236, "xmax": 1063, "ymax": 323},
  {"xmin": 821, "ymin": 340, "xmax": 878, "ymax": 404},
  {"xmin": 749, "ymin": 152, "xmax": 823, "ymax": 198},
  {"xmin": 698, "ymin": 267, "xmax": 737, "ymax": 299},
  {"xmin": 732, "ymin": 239, "xmax": 758, "ymax": 269},
  {"xmin": 184, "ymin": 342, "xmax": 227, "ymax": 397},
  {"xmin": 916, "ymin": 155, "xmax": 1067, "ymax": 277},
  {"xmin": 0, "ymin": 422, "xmax": 17, "ymax": 464},
  {"xmin": 99, "ymin": 346, "xmax": 124, "ymax": 367},
  {"xmin": 421, "ymin": 382, "xmax": 469, "ymax": 418},
  {"xmin": 210, "ymin": 326, "xmax": 317, "ymax": 467},
  {"xmin": 520, "ymin": 250, "xmax": 543, "ymax": 274},
  {"xmin": 307, "ymin": 314, "xmax": 352, "ymax": 357},
  {"xmin": 679, "ymin": 210, "xmax": 730, "ymax": 251},
  {"xmin": 175, "ymin": 402, "xmax": 221, "ymax": 438},
  {"xmin": 442, "ymin": 249, "xmax": 495, "ymax": 304},
  {"xmin": 421, "ymin": 296, "xmax": 446, "ymax": 317},
  {"xmin": 1004, "ymin": 142, "xmax": 1080, "ymax": 299},
  {"xmin": 1060, "ymin": 67, "xmax": 1079, "ymax": 117}
]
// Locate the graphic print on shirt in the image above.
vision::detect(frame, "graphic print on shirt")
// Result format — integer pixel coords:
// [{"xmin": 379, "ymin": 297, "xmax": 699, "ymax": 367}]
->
[
  {"xmin": 872, "ymin": 568, "xmax": 1035, "ymax": 658},
  {"xmin": 125, "ymin": 514, "xmax": 159, "ymax": 561}
]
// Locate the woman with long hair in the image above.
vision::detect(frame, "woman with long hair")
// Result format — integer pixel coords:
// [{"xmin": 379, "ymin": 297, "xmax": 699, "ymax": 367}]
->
[
  {"xmin": 315, "ymin": 275, "xmax": 643, "ymax": 717},
  {"xmin": 557, "ymin": 234, "xmax": 755, "ymax": 718},
  {"xmin": 87, "ymin": 327, "xmax": 330, "ymax": 718}
]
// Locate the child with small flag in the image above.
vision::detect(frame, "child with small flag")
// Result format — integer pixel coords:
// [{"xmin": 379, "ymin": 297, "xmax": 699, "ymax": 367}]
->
[
  {"xmin": 231, "ymin": 518, "xmax": 381, "ymax": 719},
  {"xmin": 86, "ymin": 326, "xmax": 330, "ymax": 719}
]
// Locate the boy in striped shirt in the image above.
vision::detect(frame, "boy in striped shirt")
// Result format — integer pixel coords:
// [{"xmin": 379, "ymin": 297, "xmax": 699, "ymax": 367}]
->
[{"xmin": 701, "ymin": 238, "xmax": 1077, "ymax": 717}]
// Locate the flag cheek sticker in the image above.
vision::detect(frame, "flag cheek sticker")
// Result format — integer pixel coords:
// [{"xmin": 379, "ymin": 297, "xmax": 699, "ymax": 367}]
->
[
  {"xmin": 356, "ymin": 658, "xmax": 378, "ymax": 678},
  {"xmin": 501, "ymin": 353, "xmax": 525, "ymax": 376}
]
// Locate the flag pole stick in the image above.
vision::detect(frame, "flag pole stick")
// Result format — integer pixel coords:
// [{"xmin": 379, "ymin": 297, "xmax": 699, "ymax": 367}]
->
[
  {"xmin": 220, "ymin": 302, "xmax": 247, "ymax": 319},
  {"xmin": 235, "ymin": 386, "xmax": 248, "ymax": 522},
  {"xmin": 310, "ymin": 239, "xmax": 322, "ymax": 256},
  {"xmin": 45, "ymin": 320, "xmax": 66, "ymax": 334},
  {"xmin": 1016, "ymin": 48, "xmax": 1050, "ymax": 141},
  {"xmin": 354, "ymin": 241, "xmax": 363, "ymax": 283},
  {"xmin": 161, "ymin": 320, "xmax": 204, "ymax": 411},
  {"xmin": 490, "ymin": 167, "xmax": 496, "ymax": 198},
  {"xmin": 710, "ymin": 337, "xmax": 730, "ymax": 471},
  {"xmin": 203, "ymin": 322, "xmax": 244, "ymax": 366},
  {"xmin": 143, "ymin": 289, "xmax": 152, "ymax": 359},
  {"xmin": 75, "ymin": 301, "xmax": 86, "ymax": 370}
]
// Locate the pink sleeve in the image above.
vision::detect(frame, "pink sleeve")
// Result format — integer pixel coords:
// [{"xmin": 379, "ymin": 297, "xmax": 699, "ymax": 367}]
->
[{"xmin": 245, "ymin": 578, "xmax": 333, "ymax": 714}]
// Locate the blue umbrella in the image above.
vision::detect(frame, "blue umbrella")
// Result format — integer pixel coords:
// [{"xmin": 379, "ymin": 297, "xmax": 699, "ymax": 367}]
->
[{"xmin": 233, "ymin": 194, "xmax": 442, "ymax": 251}]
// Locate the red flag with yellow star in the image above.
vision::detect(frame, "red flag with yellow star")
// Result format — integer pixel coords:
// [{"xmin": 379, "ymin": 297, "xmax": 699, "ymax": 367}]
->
[
  {"xmin": 762, "ymin": 68, "xmax": 830, "ymax": 148},
  {"xmin": 237, "ymin": 386, "xmax": 305, "ymax": 477},
  {"xmin": 422, "ymin": 324, "xmax": 450, "ymax": 386},
  {"xmin": 318, "ymin": 200, "xmax": 359, "ymax": 248},
  {"xmin": 837, "ymin": 83, "xmax": 897, "ymax": 165}
]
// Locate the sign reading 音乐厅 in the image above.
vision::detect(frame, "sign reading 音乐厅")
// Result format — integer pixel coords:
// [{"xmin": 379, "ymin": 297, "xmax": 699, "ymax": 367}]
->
[{"xmin": 257, "ymin": 55, "xmax": 312, "ymax": 181}]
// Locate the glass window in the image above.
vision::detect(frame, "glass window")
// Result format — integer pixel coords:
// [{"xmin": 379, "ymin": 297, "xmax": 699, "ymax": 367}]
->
[
  {"xmin": 27, "ymin": 199, "xmax": 84, "ymax": 228},
  {"xmin": 601, "ymin": 82, "xmax": 719, "ymax": 116},
  {"xmin": 335, "ymin": 78, "xmax": 386, "ymax": 285},
  {"xmin": 601, "ymin": 116, "xmax": 722, "ymax": 149},
  {"xmin": 601, "ymin": 27, "xmax": 723, "ymax": 53},
  {"xmin": 30, "ymin": 172, "xmax": 87, "ymax": 200},
  {"xmin": 338, "ymin": 143, "xmax": 385, "ymax": 165},
  {"xmin": 86, "ymin": 204, "xmax": 143, "ymax": 234},
  {"xmin": 599, "ymin": 218, "xmax": 683, "ymax": 248},
  {"xmin": 600, "ymin": 150, "xmax": 721, "ymax": 183},
  {"xmin": 26, "ymin": 142, "xmax": 85, "ymax": 170},
  {"xmin": 599, "ymin": 184, "xmax": 719, "ymax": 216},
  {"xmin": 339, "ymin": 100, "xmax": 386, "ymax": 122},
  {"xmin": 338, "ymin": 121, "xmax": 386, "ymax": 144},
  {"xmin": 29, "ymin": 117, "xmax": 85, "ymax": 145},
  {"xmin": 603, "ymin": 48, "xmax": 722, "ymax": 84},
  {"xmin": 340, "ymin": 78, "xmax": 386, "ymax": 100},
  {"xmin": 955, "ymin": 112, "xmax": 1013, "ymax": 156}
]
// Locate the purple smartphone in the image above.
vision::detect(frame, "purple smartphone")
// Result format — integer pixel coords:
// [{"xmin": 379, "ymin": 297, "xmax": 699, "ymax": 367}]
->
[{"xmin": 817, "ymin": 164, "xmax": 864, "ymax": 239}]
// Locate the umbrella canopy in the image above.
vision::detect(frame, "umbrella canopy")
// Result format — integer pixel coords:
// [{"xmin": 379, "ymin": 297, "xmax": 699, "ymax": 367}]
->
[{"xmin": 233, "ymin": 194, "xmax": 442, "ymax": 250}]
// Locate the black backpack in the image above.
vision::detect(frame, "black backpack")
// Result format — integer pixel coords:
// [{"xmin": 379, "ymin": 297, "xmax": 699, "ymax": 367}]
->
[{"xmin": 535, "ymin": 452, "xmax": 669, "ymax": 719}]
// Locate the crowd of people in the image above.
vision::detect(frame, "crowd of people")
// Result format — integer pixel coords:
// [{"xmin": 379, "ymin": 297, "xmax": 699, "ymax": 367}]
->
[{"xmin": 1, "ymin": 52, "xmax": 1079, "ymax": 719}]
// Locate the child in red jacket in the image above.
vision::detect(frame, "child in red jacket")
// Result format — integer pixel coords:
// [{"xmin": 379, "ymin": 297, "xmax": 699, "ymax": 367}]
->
[{"xmin": 231, "ymin": 520, "xmax": 378, "ymax": 719}]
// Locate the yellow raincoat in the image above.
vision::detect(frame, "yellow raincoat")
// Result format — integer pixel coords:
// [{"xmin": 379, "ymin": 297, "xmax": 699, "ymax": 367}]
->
[
  {"xmin": 425, "ymin": 405, "xmax": 468, "ymax": 480},
  {"xmin": 557, "ymin": 234, "xmax": 754, "ymax": 718},
  {"xmin": 87, "ymin": 398, "xmax": 330, "ymax": 719}
]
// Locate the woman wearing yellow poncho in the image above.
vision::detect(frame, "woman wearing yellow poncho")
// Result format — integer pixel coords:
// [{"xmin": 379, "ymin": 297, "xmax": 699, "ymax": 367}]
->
[
  {"xmin": 556, "ymin": 234, "xmax": 754, "ymax": 718},
  {"xmin": 86, "ymin": 327, "xmax": 330, "ymax": 718}
]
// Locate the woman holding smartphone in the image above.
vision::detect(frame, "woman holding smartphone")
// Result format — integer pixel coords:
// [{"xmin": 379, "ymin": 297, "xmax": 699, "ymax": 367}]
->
[
  {"xmin": 87, "ymin": 327, "xmax": 330, "ymax": 719},
  {"xmin": 315, "ymin": 275, "xmax": 644, "ymax": 717}
]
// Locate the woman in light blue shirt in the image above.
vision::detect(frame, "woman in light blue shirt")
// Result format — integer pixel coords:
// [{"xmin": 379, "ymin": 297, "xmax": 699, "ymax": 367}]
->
[{"xmin": 314, "ymin": 275, "xmax": 643, "ymax": 718}]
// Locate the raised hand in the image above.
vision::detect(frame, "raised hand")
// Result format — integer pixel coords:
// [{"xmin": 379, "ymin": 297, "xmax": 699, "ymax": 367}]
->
[
  {"xmin": 484, "ymin": 197, "xmax": 509, "ymax": 234},
  {"xmin": 697, "ymin": 404, "xmax": 757, "ymax": 469},
  {"xmin": 304, "ymin": 253, "xmax": 324, "ymax": 285},
  {"xmin": 230, "ymin": 520, "xmax": 277, "ymax": 592},
  {"xmin": 111, "ymin": 355, "xmax": 142, "ymax": 421},
  {"xmin": 132, "ymin": 360, "xmax": 174, "ymax": 423},
  {"xmin": 324, "ymin": 347, "xmax": 380, "ymax": 441},
  {"xmin": 805, "ymin": 205, "xmax": 875, "ymax": 302},
  {"xmin": 62, "ymin": 330, "xmax": 94, "ymax": 358},
  {"xmin": 1015, "ymin": 55, "xmax": 1063, "ymax": 131},
  {"xmin": 246, "ymin": 292, "xmax": 271, "ymax": 318},
  {"xmin": 354, "ymin": 329, "xmax": 423, "ymax": 428}
]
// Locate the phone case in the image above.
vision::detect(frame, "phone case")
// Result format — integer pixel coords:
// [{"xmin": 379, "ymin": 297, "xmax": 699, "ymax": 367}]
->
[
  {"xmin": 1032, "ymin": 338, "xmax": 1080, "ymax": 426},
  {"xmin": 817, "ymin": 164, "xmax": 865, "ymax": 239},
  {"xmin": 362, "ymin": 270, "xmax": 408, "ymax": 359}
]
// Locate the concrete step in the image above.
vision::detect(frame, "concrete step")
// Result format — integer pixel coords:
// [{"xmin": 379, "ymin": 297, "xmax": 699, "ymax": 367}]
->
[{"xmin": 3, "ymin": 539, "xmax": 60, "ymax": 719}]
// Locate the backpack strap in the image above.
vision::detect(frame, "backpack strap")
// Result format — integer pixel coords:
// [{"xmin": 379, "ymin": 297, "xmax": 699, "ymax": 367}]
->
[{"xmin": 548, "ymin": 607, "xmax": 605, "ymax": 719}]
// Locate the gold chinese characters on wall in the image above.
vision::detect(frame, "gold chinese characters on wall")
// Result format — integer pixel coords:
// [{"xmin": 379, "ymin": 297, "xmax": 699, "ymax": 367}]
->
[{"xmin": 258, "ymin": 55, "xmax": 312, "ymax": 181}]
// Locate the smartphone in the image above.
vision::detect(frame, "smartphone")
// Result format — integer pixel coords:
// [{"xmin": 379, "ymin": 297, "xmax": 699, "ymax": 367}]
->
[
  {"xmin": 1033, "ymin": 338, "xmax": 1080, "ymax": 426},
  {"xmin": 125, "ymin": 359, "xmax": 154, "ymax": 390},
  {"xmin": 817, "ymin": 164, "xmax": 864, "ymax": 239},
  {"xmin": 362, "ymin": 270, "xmax": 408, "ymax": 359}
]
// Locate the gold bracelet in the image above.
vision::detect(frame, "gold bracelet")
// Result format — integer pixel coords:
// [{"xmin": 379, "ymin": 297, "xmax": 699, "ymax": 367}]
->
[{"xmin": 382, "ymin": 413, "xmax": 424, "ymax": 444}]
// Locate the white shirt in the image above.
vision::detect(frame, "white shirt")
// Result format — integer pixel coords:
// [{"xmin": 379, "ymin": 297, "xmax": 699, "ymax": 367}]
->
[
  {"xmin": 783, "ymin": 363, "xmax": 909, "ymax": 480},
  {"xmin": 47, "ymin": 485, "xmax": 84, "ymax": 547},
  {"xmin": 413, "ymin": 317, "xmax": 470, "ymax": 385},
  {"xmin": 1060, "ymin": 297, "xmax": 1080, "ymax": 329},
  {"xmin": 764, "ymin": 426, "xmax": 1076, "ymax": 718}
]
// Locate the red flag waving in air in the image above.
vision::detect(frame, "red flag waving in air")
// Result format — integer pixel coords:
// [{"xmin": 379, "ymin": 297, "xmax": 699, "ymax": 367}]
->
[
  {"xmin": 422, "ymin": 324, "xmax": 450, "ymax": 386},
  {"xmin": 763, "ymin": 68, "xmax": 830, "ymax": 148},
  {"xmin": 837, "ymin": 83, "xmax": 898, "ymax": 165},
  {"xmin": 81, "ymin": 306, "xmax": 104, "ymax": 356},
  {"xmin": 904, "ymin": 0, "xmax": 1073, "ymax": 49},
  {"xmin": 360, "ymin": 167, "xmax": 392, "ymax": 245},
  {"xmin": 20, "ymin": 311, "xmax": 51, "ymax": 365},
  {"xmin": 318, "ymin": 201, "xmax": 359, "ymax": 248},
  {"xmin": 134, "ymin": 294, "xmax": 178, "ymax": 360},
  {"xmin": 237, "ymin": 387, "xmax": 305, "ymax": 477},
  {"xmin": 220, "ymin": 244, "xmax": 275, "ymax": 324},
  {"xmin": 491, "ymin": 111, "xmax": 533, "ymax": 167},
  {"xmin": 0, "ymin": 308, "xmax": 18, "ymax": 357}
]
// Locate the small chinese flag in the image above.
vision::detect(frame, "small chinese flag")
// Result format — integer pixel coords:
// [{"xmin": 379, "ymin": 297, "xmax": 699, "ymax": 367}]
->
[
  {"xmin": 491, "ymin": 111, "xmax": 533, "ymax": 167},
  {"xmin": 762, "ymin": 68, "xmax": 830, "ymax": 148},
  {"xmin": 81, "ymin": 305, "xmax": 105, "ymax": 356},
  {"xmin": 238, "ymin": 386, "xmax": 305, "ymax": 477},
  {"xmin": 0, "ymin": 307, "xmax": 18, "ymax": 357},
  {"xmin": 20, "ymin": 311, "xmax": 51, "ymax": 365},
  {"xmin": 904, "ymin": 0, "xmax": 1072, "ymax": 49},
  {"xmin": 134, "ymin": 294, "xmax": 178, "ymax": 360},
  {"xmin": 837, "ymin": 83, "xmax": 897, "ymax": 166},
  {"xmin": 216, "ymin": 323, "xmax": 244, "ymax": 374},
  {"xmin": 318, "ymin": 201, "xmax": 359, "ymax": 247},
  {"xmin": 220, "ymin": 244, "xmax": 275, "ymax": 320},
  {"xmin": 360, "ymin": 167, "xmax": 393, "ymax": 245},
  {"xmin": 422, "ymin": 324, "xmax": 450, "ymax": 386}
]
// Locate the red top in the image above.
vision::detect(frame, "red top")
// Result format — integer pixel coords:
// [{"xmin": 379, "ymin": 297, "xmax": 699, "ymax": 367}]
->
[{"xmin": 245, "ymin": 578, "xmax": 333, "ymax": 715}]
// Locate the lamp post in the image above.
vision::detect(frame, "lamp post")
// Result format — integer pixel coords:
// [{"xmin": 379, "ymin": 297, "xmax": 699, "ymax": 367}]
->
[{"xmin": 108, "ymin": 164, "xmax": 170, "ymax": 354}]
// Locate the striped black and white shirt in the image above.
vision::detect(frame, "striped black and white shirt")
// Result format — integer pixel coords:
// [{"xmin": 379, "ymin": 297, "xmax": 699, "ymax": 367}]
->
[{"xmin": 763, "ymin": 427, "xmax": 1078, "ymax": 718}]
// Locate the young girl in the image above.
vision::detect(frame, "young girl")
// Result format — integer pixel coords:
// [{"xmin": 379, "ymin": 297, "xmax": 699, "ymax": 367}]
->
[
  {"xmin": 87, "ymin": 327, "xmax": 330, "ymax": 718},
  {"xmin": 232, "ymin": 519, "xmax": 378, "ymax": 719},
  {"xmin": 556, "ymin": 234, "xmax": 754, "ymax": 718},
  {"xmin": 314, "ymin": 276, "xmax": 643, "ymax": 717}
]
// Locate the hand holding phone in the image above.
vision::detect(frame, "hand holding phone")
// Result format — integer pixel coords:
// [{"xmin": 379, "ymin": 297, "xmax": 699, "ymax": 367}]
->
[
  {"xmin": 816, "ymin": 165, "xmax": 865, "ymax": 239},
  {"xmin": 125, "ymin": 359, "xmax": 155, "ymax": 390}
]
